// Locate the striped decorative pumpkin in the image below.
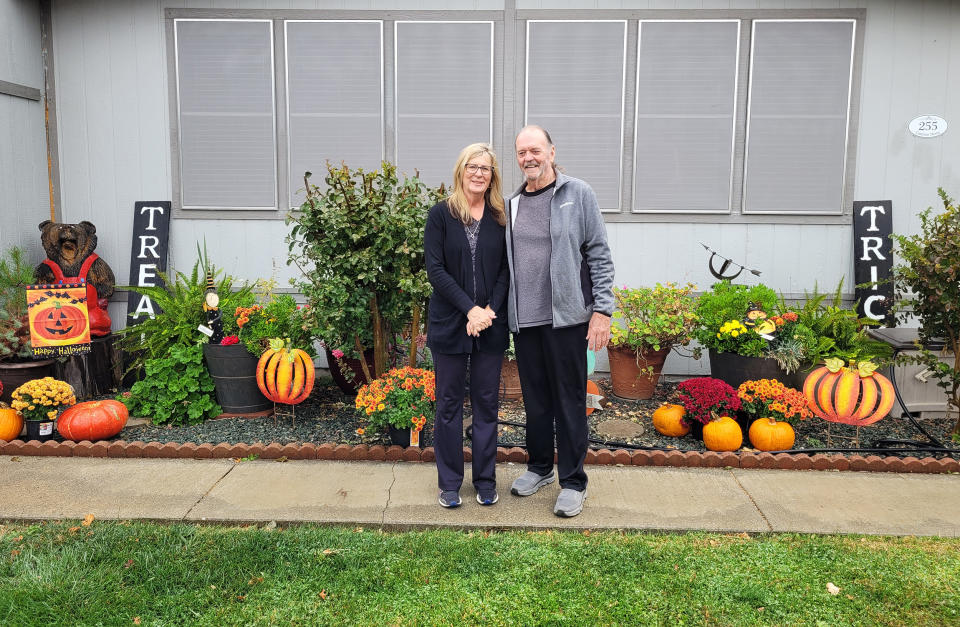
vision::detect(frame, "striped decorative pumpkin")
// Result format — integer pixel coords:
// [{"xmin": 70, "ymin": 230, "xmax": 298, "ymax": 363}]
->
[
  {"xmin": 256, "ymin": 338, "xmax": 315, "ymax": 405},
  {"xmin": 803, "ymin": 358, "xmax": 895, "ymax": 426},
  {"xmin": 57, "ymin": 400, "xmax": 128, "ymax": 441}
]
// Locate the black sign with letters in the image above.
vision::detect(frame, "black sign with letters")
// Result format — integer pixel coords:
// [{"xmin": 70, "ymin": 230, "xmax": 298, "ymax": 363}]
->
[
  {"xmin": 126, "ymin": 201, "xmax": 171, "ymax": 325},
  {"xmin": 852, "ymin": 200, "xmax": 894, "ymax": 326}
]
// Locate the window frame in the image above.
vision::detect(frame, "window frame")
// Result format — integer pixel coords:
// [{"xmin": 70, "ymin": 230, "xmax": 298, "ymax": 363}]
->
[
  {"xmin": 283, "ymin": 19, "xmax": 385, "ymax": 210},
  {"xmin": 631, "ymin": 19, "xmax": 741, "ymax": 215},
  {"xmin": 172, "ymin": 18, "xmax": 279, "ymax": 214},
  {"xmin": 524, "ymin": 19, "xmax": 628, "ymax": 213},
  {"xmin": 741, "ymin": 18, "xmax": 857, "ymax": 216}
]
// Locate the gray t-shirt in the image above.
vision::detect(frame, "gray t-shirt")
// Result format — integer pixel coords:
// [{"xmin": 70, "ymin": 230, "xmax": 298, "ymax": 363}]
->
[{"xmin": 513, "ymin": 182, "xmax": 554, "ymax": 328}]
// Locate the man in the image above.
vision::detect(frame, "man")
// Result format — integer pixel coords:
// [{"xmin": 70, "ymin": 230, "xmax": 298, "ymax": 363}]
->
[{"xmin": 505, "ymin": 125, "xmax": 615, "ymax": 517}]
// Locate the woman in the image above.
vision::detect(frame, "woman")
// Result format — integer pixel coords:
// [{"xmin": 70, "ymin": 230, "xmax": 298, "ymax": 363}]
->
[{"xmin": 424, "ymin": 143, "xmax": 509, "ymax": 508}]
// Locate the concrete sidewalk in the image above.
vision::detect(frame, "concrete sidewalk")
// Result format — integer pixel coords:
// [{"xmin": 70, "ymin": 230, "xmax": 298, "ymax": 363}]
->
[{"xmin": 2, "ymin": 455, "xmax": 959, "ymax": 536}]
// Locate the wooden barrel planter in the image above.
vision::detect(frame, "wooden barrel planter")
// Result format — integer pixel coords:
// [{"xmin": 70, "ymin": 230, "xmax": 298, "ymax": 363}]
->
[
  {"xmin": 708, "ymin": 349, "xmax": 806, "ymax": 391},
  {"xmin": 202, "ymin": 343, "xmax": 273, "ymax": 414},
  {"xmin": 0, "ymin": 358, "xmax": 57, "ymax": 404}
]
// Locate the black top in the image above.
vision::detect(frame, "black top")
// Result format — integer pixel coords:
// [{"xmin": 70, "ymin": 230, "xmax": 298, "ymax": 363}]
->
[{"xmin": 424, "ymin": 200, "xmax": 509, "ymax": 355}]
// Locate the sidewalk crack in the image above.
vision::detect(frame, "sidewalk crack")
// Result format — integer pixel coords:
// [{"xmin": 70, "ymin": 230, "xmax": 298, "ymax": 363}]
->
[
  {"xmin": 729, "ymin": 469, "xmax": 773, "ymax": 532},
  {"xmin": 382, "ymin": 462, "xmax": 398, "ymax": 524},
  {"xmin": 183, "ymin": 463, "xmax": 235, "ymax": 521}
]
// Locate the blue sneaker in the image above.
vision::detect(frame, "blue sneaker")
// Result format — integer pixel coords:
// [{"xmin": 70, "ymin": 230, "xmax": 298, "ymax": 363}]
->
[
  {"xmin": 439, "ymin": 490, "xmax": 462, "ymax": 508},
  {"xmin": 476, "ymin": 487, "xmax": 499, "ymax": 506}
]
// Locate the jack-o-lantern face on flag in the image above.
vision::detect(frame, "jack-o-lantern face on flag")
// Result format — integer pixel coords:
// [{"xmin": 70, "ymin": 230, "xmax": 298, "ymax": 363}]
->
[{"xmin": 26, "ymin": 282, "xmax": 92, "ymax": 356}]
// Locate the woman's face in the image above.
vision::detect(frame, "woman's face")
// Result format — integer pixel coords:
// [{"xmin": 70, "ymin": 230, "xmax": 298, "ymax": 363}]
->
[{"xmin": 461, "ymin": 152, "xmax": 493, "ymax": 198}]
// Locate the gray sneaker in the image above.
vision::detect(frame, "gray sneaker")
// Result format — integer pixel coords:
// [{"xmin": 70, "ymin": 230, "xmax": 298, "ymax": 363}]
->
[
  {"xmin": 553, "ymin": 488, "xmax": 587, "ymax": 517},
  {"xmin": 510, "ymin": 471, "xmax": 555, "ymax": 496}
]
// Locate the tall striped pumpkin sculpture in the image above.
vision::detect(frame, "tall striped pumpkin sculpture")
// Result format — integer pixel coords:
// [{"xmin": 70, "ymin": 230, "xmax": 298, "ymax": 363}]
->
[
  {"xmin": 256, "ymin": 338, "xmax": 315, "ymax": 405},
  {"xmin": 803, "ymin": 358, "xmax": 895, "ymax": 426}
]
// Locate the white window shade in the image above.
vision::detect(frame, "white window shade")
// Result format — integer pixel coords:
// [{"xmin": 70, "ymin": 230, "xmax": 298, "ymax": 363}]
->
[
  {"xmin": 286, "ymin": 21, "xmax": 383, "ymax": 207},
  {"xmin": 526, "ymin": 21, "xmax": 626, "ymax": 211},
  {"xmin": 744, "ymin": 20, "xmax": 855, "ymax": 214},
  {"xmin": 175, "ymin": 20, "xmax": 276, "ymax": 209},
  {"xmin": 634, "ymin": 21, "xmax": 738, "ymax": 213},
  {"xmin": 395, "ymin": 22, "xmax": 493, "ymax": 189}
]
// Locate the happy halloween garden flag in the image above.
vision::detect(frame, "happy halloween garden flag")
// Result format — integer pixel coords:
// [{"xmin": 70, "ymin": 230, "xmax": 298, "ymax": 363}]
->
[{"xmin": 26, "ymin": 282, "xmax": 92, "ymax": 357}]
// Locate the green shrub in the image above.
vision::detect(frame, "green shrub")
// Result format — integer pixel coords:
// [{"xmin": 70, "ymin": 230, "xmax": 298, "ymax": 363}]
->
[{"xmin": 694, "ymin": 281, "xmax": 778, "ymax": 357}]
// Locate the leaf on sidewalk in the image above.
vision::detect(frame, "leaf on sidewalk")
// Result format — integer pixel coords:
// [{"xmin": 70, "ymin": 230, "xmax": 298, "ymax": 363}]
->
[{"xmin": 82, "ymin": 514, "xmax": 95, "ymax": 527}]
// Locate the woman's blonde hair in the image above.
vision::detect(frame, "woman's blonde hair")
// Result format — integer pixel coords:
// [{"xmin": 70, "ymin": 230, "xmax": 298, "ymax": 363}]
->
[{"xmin": 448, "ymin": 143, "xmax": 505, "ymax": 226}]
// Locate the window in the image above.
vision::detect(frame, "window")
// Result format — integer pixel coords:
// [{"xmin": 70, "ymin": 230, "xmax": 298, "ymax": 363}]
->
[
  {"xmin": 634, "ymin": 20, "xmax": 739, "ymax": 213},
  {"xmin": 285, "ymin": 21, "xmax": 383, "ymax": 207},
  {"xmin": 526, "ymin": 20, "xmax": 626, "ymax": 212},
  {"xmin": 175, "ymin": 19, "xmax": 276, "ymax": 209},
  {"xmin": 743, "ymin": 20, "xmax": 855, "ymax": 215},
  {"xmin": 395, "ymin": 21, "xmax": 493, "ymax": 189}
]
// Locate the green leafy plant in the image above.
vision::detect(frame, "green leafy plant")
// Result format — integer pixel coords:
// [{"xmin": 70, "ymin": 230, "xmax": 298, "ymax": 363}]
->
[
  {"xmin": 694, "ymin": 281, "xmax": 779, "ymax": 357},
  {"xmin": 116, "ymin": 247, "xmax": 254, "ymax": 373},
  {"xmin": 287, "ymin": 163, "xmax": 444, "ymax": 385},
  {"xmin": 0, "ymin": 247, "xmax": 35, "ymax": 361},
  {"xmin": 233, "ymin": 293, "xmax": 314, "ymax": 358},
  {"xmin": 118, "ymin": 343, "xmax": 220, "ymax": 426},
  {"xmin": 610, "ymin": 283, "xmax": 698, "ymax": 354},
  {"xmin": 891, "ymin": 188, "xmax": 960, "ymax": 435}
]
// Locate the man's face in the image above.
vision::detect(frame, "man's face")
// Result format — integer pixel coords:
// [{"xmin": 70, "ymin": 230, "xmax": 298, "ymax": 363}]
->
[{"xmin": 515, "ymin": 129, "xmax": 555, "ymax": 186}]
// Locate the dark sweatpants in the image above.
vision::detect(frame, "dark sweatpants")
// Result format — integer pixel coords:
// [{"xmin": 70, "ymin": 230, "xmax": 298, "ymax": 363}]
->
[
  {"xmin": 514, "ymin": 323, "xmax": 589, "ymax": 490},
  {"xmin": 433, "ymin": 349, "xmax": 502, "ymax": 492}
]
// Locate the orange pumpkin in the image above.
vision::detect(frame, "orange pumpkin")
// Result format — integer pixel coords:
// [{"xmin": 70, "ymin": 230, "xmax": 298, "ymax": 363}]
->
[
  {"xmin": 32, "ymin": 303, "xmax": 87, "ymax": 341},
  {"xmin": 585, "ymin": 379, "xmax": 600, "ymax": 416},
  {"xmin": 652, "ymin": 403, "xmax": 690, "ymax": 437},
  {"xmin": 748, "ymin": 417, "xmax": 795, "ymax": 451},
  {"xmin": 803, "ymin": 359, "xmax": 895, "ymax": 426},
  {"xmin": 57, "ymin": 400, "xmax": 128, "ymax": 441},
  {"xmin": 0, "ymin": 407, "xmax": 24, "ymax": 441},
  {"xmin": 256, "ymin": 339, "xmax": 315, "ymax": 405},
  {"xmin": 702, "ymin": 415, "xmax": 743, "ymax": 452}
]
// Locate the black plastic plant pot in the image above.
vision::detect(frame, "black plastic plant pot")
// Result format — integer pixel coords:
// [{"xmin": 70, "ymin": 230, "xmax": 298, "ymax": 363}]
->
[{"xmin": 25, "ymin": 419, "xmax": 55, "ymax": 442}]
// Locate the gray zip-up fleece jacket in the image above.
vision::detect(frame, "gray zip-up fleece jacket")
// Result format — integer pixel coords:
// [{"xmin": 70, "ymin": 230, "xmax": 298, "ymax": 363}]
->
[{"xmin": 505, "ymin": 170, "xmax": 615, "ymax": 333}]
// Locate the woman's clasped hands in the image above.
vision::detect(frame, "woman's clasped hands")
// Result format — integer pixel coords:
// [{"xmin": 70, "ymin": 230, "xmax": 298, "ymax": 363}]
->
[{"xmin": 466, "ymin": 305, "xmax": 496, "ymax": 337}]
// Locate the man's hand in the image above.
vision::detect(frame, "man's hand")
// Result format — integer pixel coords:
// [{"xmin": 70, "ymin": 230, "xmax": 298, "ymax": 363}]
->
[{"xmin": 586, "ymin": 312, "xmax": 611, "ymax": 352}]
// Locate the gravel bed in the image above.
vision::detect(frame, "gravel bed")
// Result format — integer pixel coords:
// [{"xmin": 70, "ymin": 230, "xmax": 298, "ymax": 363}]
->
[{"xmin": 112, "ymin": 374, "xmax": 960, "ymax": 457}]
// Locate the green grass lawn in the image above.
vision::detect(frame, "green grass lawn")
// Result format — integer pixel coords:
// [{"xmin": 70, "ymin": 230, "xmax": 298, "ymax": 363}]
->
[{"xmin": 1, "ymin": 522, "xmax": 958, "ymax": 626}]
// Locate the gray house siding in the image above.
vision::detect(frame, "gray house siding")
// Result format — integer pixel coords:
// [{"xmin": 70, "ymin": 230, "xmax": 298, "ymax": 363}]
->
[
  {"xmin": 38, "ymin": 0, "xmax": 960, "ymax": 373},
  {"xmin": 0, "ymin": 0, "xmax": 49, "ymax": 258}
]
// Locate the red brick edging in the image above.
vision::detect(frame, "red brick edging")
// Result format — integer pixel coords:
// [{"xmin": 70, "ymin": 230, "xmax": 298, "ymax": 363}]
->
[{"xmin": 0, "ymin": 438, "xmax": 957, "ymax": 473}]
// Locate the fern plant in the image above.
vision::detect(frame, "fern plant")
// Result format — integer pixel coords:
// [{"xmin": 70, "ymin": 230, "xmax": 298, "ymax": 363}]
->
[{"xmin": 116, "ymin": 247, "xmax": 254, "ymax": 373}]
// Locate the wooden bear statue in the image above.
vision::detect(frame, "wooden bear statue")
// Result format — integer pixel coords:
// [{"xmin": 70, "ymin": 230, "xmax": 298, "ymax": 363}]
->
[{"xmin": 34, "ymin": 220, "xmax": 116, "ymax": 337}]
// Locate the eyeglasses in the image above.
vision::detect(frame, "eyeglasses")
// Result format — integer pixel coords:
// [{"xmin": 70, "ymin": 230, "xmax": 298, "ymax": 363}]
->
[{"xmin": 465, "ymin": 164, "xmax": 494, "ymax": 176}]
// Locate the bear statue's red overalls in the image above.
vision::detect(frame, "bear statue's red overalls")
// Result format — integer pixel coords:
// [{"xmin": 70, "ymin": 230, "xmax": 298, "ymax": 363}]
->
[{"xmin": 41, "ymin": 254, "xmax": 111, "ymax": 337}]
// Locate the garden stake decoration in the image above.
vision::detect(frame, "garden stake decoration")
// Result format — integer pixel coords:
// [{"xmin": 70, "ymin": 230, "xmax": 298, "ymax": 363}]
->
[
  {"xmin": 256, "ymin": 338, "xmax": 315, "ymax": 426},
  {"xmin": 700, "ymin": 242, "xmax": 762, "ymax": 281},
  {"xmin": 803, "ymin": 358, "xmax": 895, "ymax": 447}
]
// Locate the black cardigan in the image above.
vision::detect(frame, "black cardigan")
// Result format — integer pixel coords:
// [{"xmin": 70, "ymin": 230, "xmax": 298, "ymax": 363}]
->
[{"xmin": 424, "ymin": 200, "xmax": 509, "ymax": 355}]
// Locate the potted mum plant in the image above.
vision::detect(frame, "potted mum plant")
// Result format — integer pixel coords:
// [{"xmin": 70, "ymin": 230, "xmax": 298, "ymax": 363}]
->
[
  {"xmin": 10, "ymin": 376, "xmax": 76, "ymax": 442},
  {"xmin": 674, "ymin": 377, "xmax": 742, "ymax": 443},
  {"xmin": 355, "ymin": 366, "xmax": 436, "ymax": 447},
  {"xmin": 608, "ymin": 283, "xmax": 698, "ymax": 400},
  {"xmin": 0, "ymin": 247, "xmax": 56, "ymax": 403},
  {"xmin": 736, "ymin": 378, "xmax": 812, "ymax": 451}
]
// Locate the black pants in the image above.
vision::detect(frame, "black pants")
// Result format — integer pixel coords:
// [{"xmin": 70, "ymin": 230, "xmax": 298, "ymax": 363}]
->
[
  {"xmin": 514, "ymin": 323, "xmax": 588, "ymax": 490},
  {"xmin": 433, "ymin": 349, "xmax": 502, "ymax": 492}
]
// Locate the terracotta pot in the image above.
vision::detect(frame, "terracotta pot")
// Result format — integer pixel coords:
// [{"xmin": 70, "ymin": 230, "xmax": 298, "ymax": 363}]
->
[
  {"xmin": 499, "ymin": 357, "xmax": 522, "ymax": 400},
  {"xmin": 607, "ymin": 344, "xmax": 670, "ymax": 400},
  {"xmin": 0, "ymin": 359, "xmax": 57, "ymax": 404},
  {"xmin": 326, "ymin": 347, "xmax": 377, "ymax": 395}
]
